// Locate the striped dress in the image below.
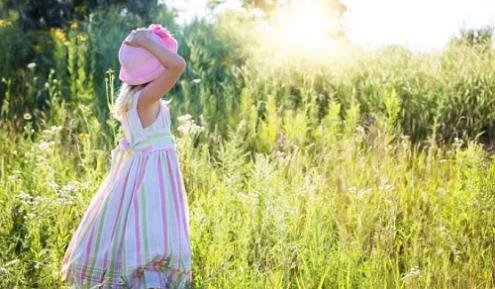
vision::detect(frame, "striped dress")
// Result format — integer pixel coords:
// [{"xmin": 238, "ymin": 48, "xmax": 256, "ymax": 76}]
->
[{"xmin": 61, "ymin": 88, "xmax": 192, "ymax": 289}]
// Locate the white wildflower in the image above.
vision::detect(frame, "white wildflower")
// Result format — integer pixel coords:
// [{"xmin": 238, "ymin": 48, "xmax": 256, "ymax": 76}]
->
[
  {"xmin": 3, "ymin": 259, "xmax": 20, "ymax": 267},
  {"xmin": 64, "ymin": 200, "xmax": 74, "ymax": 206},
  {"xmin": 356, "ymin": 125, "xmax": 365, "ymax": 134},
  {"xmin": 60, "ymin": 181, "xmax": 80, "ymax": 194},
  {"xmin": 356, "ymin": 188, "xmax": 372, "ymax": 200},
  {"xmin": 47, "ymin": 181, "xmax": 60, "ymax": 191},
  {"xmin": 80, "ymin": 181, "xmax": 90, "ymax": 189},
  {"xmin": 23, "ymin": 113, "xmax": 32, "ymax": 120},
  {"xmin": 18, "ymin": 191, "xmax": 33, "ymax": 200},
  {"xmin": 27, "ymin": 62, "xmax": 36, "ymax": 70},
  {"xmin": 347, "ymin": 187, "xmax": 357, "ymax": 194},
  {"xmin": 379, "ymin": 182, "xmax": 394, "ymax": 191},
  {"xmin": 401, "ymin": 265, "xmax": 420, "ymax": 283},
  {"xmin": 50, "ymin": 125, "xmax": 62, "ymax": 132},
  {"xmin": 177, "ymin": 123, "xmax": 205, "ymax": 135},
  {"xmin": 37, "ymin": 141, "xmax": 55, "ymax": 150},
  {"xmin": 177, "ymin": 114, "xmax": 192, "ymax": 123},
  {"xmin": 7, "ymin": 170, "xmax": 21, "ymax": 181},
  {"xmin": 348, "ymin": 187, "xmax": 371, "ymax": 200},
  {"xmin": 177, "ymin": 113, "xmax": 205, "ymax": 136}
]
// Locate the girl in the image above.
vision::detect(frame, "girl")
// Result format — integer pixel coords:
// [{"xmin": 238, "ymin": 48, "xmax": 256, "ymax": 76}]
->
[{"xmin": 60, "ymin": 24, "xmax": 192, "ymax": 289}]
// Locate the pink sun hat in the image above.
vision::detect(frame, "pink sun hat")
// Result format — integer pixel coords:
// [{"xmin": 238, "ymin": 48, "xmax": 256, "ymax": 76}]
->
[{"xmin": 118, "ymin": 24, "xmax": 178, "ymax": 85}]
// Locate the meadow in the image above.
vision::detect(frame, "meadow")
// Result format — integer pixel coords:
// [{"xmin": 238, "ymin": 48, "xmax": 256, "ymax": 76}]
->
[{"xmin": 1, "ymin": 6, "xmax": 495, "ymax": 289}]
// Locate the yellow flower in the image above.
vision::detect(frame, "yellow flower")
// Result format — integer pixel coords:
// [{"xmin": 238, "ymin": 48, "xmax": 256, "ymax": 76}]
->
[
  {"xmin": 50, "ymin": 28, "xmax": 70, "ymax": 46},
  {"xmin": 0, "ymin": 19, "xmax": 12, "ymax": 27},
  {"xmin": 70, "ymin": 20, "xmax": 78, "ymax": 30},
  {"xmin": 77, "ymin": 33, "xmax": 88, "ymax": 42}
]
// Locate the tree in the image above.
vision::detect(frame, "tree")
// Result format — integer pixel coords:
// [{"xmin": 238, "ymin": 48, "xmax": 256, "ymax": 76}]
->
[
  {"xmin": 448, "ymin": 26, "xmax": 494, "ymax": 51},
  {"xmin": 5, "ymin": 0, "xmax": 160, "ymax": 30}
]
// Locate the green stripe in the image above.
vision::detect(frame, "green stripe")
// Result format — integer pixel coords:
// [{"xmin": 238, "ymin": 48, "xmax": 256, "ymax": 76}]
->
[
  {"xmin": 109, "ymin": 159, "xmax": 143, "ymax": 282},
  {"xmin": 106, "ymin": 181, "xmax": 127, "ymax": 279},
  {"xmin": 86, "ymin": 191, "xmax": 112, "ymax": 281},
  {"xmin": 132, "ymin": 131, "xmax": 174, "ymax": 149},
  {"xmin": 139, "ymin": 184, "xmax": 150, "ymax": 260},
  {"xmin": 76, "ymin": 178, "xmax": 115, "ymax": 249}
]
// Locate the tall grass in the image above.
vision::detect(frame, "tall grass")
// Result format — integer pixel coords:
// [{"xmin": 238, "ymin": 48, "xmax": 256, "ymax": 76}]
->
[{"xmin": 1, "ymin": 8, "xmax": 495, "ymax": 289}]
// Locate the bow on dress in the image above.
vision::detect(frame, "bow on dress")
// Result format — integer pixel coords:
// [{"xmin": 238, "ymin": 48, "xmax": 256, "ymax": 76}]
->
[
  {"xmin": 108, "ymin": 137, "xmax": 154, "ymax": 179},
  {"xmin": 118, "ymin": 137, "xmax": 156, "ymax": 154},
  {"xmin": 109, "ymin": 131, "xmax": 175, "ymax": 178}
]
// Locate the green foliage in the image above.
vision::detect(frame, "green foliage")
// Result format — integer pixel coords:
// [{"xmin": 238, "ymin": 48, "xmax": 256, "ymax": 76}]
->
[
  {"xmin": 449, "ymin": 26, "xmax": 493, "ymax": 52},
  {"xmin": 1, "ymin": 6, "xmax": 495, "ymax": 289},
  {"xmin": 3, "ymin": 0, "xmax": 161, "ymax": 29}
]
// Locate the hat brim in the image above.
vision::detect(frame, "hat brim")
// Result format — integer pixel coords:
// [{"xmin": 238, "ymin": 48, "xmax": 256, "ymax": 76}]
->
[{"xmin": 119, "ymin": 61, "xmax": 166, "ymax": 86}]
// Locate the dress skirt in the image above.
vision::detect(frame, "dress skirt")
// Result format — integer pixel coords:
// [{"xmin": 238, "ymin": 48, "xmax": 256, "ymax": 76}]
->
[{"xmin": 61, "ymin": 136, "xmax": 193, "ymax": 289}]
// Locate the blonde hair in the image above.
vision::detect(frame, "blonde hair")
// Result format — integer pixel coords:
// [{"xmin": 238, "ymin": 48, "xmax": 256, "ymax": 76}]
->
[{"xmin": 112, "ymin": 82, "xmax": 146, "ymax": 121}]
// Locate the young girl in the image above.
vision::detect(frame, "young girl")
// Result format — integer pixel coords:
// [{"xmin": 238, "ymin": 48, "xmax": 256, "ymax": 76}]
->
[{"xmin": 60, "ymin": 24, "xmax": 192, "ymax": 289}]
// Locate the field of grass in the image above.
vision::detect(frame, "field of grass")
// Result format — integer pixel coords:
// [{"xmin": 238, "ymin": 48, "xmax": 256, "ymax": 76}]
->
[{"xmin": 1, "ymin": 7, "xmax": 495, "ymax": 289}]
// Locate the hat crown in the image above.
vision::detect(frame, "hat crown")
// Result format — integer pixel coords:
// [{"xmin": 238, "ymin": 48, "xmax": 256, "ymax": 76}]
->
[{"xmin": 118, "ymin": 25, "xmax": 178, "ymax": 85}]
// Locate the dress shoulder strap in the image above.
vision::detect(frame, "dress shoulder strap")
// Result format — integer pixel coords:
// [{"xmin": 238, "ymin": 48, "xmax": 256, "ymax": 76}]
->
[
  {"xmin": 131, "ymin": 87, "xmax": 145, "ymax": 111},
  {"xmin": 125, "ymin": 88, "xmax": 147, "ymax": 138}
]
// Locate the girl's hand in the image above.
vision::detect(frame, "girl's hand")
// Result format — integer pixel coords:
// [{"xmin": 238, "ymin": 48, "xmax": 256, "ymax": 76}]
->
[{"xmin": 124, "ymin": 27, "xmax": 151, "ymax": 47}]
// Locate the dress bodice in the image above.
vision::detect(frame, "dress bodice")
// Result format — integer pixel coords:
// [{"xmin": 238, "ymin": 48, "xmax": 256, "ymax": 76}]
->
[
  {"xmin": 121, "ymin": 88, "xmax": 172, "ymax": 142},
  {"xmin": 114, "ymin": 88, "xmax": 176, "ymax": 157}
]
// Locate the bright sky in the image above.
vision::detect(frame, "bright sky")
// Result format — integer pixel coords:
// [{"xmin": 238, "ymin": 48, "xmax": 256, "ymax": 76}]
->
[
  {"xmin": 165, "ymin": 0, "xmax": 495, "ymax": 52},
  {"xmin": 344, "ymin": 0, "xmax": 495, "ymax": 51}
]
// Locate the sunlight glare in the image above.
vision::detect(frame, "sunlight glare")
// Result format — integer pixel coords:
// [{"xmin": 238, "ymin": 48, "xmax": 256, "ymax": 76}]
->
[{"xmin": 254, "ymin": 0, "xmax": 348, "ymax": 68}]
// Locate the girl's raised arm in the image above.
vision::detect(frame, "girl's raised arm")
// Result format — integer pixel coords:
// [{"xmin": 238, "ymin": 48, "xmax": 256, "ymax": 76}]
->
[{"xmin": 124, "ymin": 29, "xmax": 186, "ymax": 106}]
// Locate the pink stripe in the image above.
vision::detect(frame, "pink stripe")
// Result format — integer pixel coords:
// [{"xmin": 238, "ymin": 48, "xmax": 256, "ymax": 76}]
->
[
  {"xmin": 114, "ymin": 177, "xmax": 142, "ymax": 266},
  {"xmin": 81, "ymin": 219, "xmax": 98, "ymax": 278},
  {"xmin": 83, "ymin": 179, "xmax": 116, "ymax": 266},
  {"xmin": 172, "ymin": 153, "xmax": 191, "ymax": 252},
  {"xmin": 76, "ymin": 159, "xmax": 126, "ymax": 248},
  {"xmin": 133, "ymin": 187, "xmax": 142, "ymax": 267},
  {"xmin": 63, "ymin": 235, "xmax": 76, "ymax": 267},
  {"xmin": 73, "ymin": 177, "xmax": 111, "ymax": 244},
  {"xmin": 90, "ymin": 179, "xmax": 115, "ymax": 215},
  {"xmin": 132, "ymin": 156, "xmax": 150, "ymax": 266},
  {"xmin": 157, "ymin": 154, "xmax": 169, "ymax": 255},
  {"xmin": 62, "ymin": 249, "xmax": 71, "ymax": 264},
  {"xmin": 110, "ymin": 153, "xmax": 154, "ymax": 272},
  {"xmin": 103, "ymin": 159, "xmax": 137, "ymax": 268},
  {"xmin": 102, "ymin": 165, "xmax": 133, "ymax": 269},
  {"xmin": 166, "ymin": 152, "xmax": 184, "ymax": 265},
  {"xmin": 171, "ymin": 152, "xmax": 189, "ymax": 239}
]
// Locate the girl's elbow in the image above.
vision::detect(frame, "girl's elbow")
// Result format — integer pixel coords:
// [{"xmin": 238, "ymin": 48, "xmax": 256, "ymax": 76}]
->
[{"xmin": 176, "ymin": 58, "xmax": 186, "ymax": 72}]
